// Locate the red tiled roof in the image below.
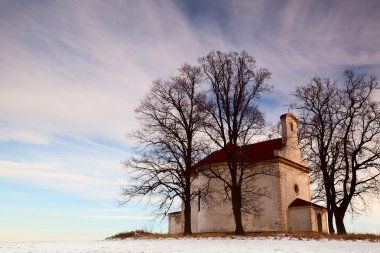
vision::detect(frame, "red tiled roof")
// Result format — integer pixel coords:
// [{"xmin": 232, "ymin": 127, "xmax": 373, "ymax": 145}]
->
[
  {"xmin": 193, "ymin": 138, "xmax": 283, "ymax": 170},
  {"xmin": 289, "ymin": 198, "xmax": 326, "ymax": 209}
]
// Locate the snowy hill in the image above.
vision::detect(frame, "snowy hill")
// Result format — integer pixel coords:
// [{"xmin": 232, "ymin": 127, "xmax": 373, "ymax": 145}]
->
[{"xmin": 1, "ymin": 237, "xmax": 380, "ymax": 253}]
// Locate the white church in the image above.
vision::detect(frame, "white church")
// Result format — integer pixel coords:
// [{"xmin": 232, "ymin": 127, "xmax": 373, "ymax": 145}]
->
[{"xmin": 168, "ymin": 113, "xmax": 328, "ymax": 234}]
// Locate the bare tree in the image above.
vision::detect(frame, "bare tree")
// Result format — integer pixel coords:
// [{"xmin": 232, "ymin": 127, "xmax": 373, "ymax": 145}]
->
[
  {"xmin": 333, "ymin": 70, "xmax": 380, "ymax": 234},
  {"xmin": 198, "ymin": 51, "xmax": 272, "ymax": 234},
  {"xmin": 292, "ymin": 76, "xmax": 341, "ymax": 233},
  {"xmin": 122, "ymin": 64, "xmax": 207, "ymax": 234},
  {"xmin": 292, "ymin": 70, "xmax": 380, "ymax": 234}
]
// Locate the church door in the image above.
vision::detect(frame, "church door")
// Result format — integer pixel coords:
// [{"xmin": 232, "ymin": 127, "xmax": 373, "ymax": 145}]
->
[{"xmin": 317, "ymin": 213, "xmax": 322, "ymax": 232}]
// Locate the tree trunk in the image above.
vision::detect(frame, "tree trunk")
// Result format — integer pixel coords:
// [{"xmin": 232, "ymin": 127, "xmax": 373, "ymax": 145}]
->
[
  {"xmin": 183, "ymin": 198, "xmax": 192, "ymax": 234},
  {"xmin": 183, "ymin": 177, "xmax": 192, "ymax": 234},
  {"xmin": 321, "ymin": 163, "xmax": 335, "ymax": 234},
  {"xmin": 335, "ymin": 212, "xmax": 347, "ymax": 234},
  {"xmin": 327, "ymin": 208, "xmax": 335, "ymax": 234},
  {"xmin": 231, "ymin": 185, "xmax": 245, "ymax": 234}
]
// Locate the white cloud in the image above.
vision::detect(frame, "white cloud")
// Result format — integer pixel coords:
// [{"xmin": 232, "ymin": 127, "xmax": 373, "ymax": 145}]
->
[
  {"xmin": 0, "ymin": 0, "xmax": 378, "ymax": 197},
  {"xmin": 1, "ymin": 0, "xmax": 379, "ymax": 203},
  {"xmin": 0, "ymin": 160, "xmax": 124, "ymax": 199},
  {"xmin": 0, "ymin": 0, "xmax": 232, "ymax": 145},
  {"xmin": 225, "ymin": 0, "xmax": 380, "ymax": 90},
  {"xmin": 1, "ymin": 0, "xmax": 380, "ymax": 145},
  {"xmin": 0, "ymin": 128, "xmax": 51, "ymax": 145},
  {"xmin": 81, "ymin": 215, "xmax": 154, "ymax": 221}
]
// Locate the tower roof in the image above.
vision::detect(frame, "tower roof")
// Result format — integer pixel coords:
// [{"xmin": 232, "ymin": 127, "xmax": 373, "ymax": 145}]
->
[{"xmin": 280, "ymin": 112, "xmax": 298, "ymax": 123}]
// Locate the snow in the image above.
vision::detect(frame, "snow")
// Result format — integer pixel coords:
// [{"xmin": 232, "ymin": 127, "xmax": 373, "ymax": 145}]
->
[{"xmin": 0, "ymin": 237, "xmax": 379, "ymax": 253}]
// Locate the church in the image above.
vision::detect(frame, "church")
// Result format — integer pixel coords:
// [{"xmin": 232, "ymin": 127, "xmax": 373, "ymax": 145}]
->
[{"xmin": 168, "ymin": 113, "xmax": 327, "ymax": 234}]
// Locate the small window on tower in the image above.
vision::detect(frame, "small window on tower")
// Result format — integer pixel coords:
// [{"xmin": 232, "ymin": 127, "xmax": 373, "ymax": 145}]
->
[
  {"xmin": 290, "ymin": 122, "xmax": 294, "ymax": 132},
  {"xmin": 294, "ymin": 184, "xmax": 299, "ymax": 194}
]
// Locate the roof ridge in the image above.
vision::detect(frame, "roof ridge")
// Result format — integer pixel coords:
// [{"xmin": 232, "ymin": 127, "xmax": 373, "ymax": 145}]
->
[
  {"xmin": 289, "ymin": 198, "xmax": 326, "ymax": 209},
  {"xmin": 192, "ymin": 138, "xmax": 283, "ymax": 171},
  {"xmin": 243, "ymin": 138, "xmax": 282, "ymax": 147}
]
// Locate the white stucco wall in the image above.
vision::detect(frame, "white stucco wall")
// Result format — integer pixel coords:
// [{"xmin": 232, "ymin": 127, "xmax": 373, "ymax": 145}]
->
[
  {"xmin": 310, "ymin": 207, "xmax": 328, "ymax": 233},
  {"xmin": 193, "ymin": 171, "xmax": 236, "ymax": 233},
  {"xmin": 191, "ymin": 162, "xmax": 280, "ymax": 233},
  {"xmin": 280, "ymin": 162, "xmax": 311, "ymax": 230},
  {"xmin": 287, "ymin": 206, "xmax": 328, "ymax": 233},
  {"xmin": 288, "ymin": 207, "xmax": 312, "ymax": 231},
  {"xmin": 250, "ymin": 165, "xmax": 281, "ymax": 232},
  {"xmin": 191, "ymin": 198, "xmax": 198, "ymax": 233},
  {"xmin": 190, "ymin": 160, "xmax": 313, "ymax": 233},
  {"xmin": 168, "ymin": 213, "xmax": 182, "ymax": 234}
]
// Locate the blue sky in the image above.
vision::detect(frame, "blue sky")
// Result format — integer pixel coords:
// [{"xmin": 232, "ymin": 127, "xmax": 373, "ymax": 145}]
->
[{"xmin": 1, "ymin": 0, "xmax": 380, "ymax": 242}]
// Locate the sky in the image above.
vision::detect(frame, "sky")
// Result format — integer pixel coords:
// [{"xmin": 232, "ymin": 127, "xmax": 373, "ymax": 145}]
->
[{"xmin": 1, "ymin": 0, "xmax": 380, "ymax": 242}]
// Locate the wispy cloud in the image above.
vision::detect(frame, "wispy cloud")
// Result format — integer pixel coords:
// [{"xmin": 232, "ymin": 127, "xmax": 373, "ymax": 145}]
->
[
  {"xmin": 203, "ymin": 0, "xmax": 380, "ymax": 122},
  {"xmin": 82, "ymin": 215, "xmax": 154, "ymax": 220},
  {"xmin": 1, "ymin": 1, "xmax": 379, "ymax": 143},
  {"xmin": 45, "ymin": 205, "xmax": 155, "ymax": 220},
  {"xmin": 0, "ymin": 0, "xmax": 231, "ymax": 144},
  {"xmin": 0, "ymin": 128, "xmax": 51, "ymax": 145},
  {"xmin": 0, "ymin": 160, "xmax": 124, "ymax": 199}
]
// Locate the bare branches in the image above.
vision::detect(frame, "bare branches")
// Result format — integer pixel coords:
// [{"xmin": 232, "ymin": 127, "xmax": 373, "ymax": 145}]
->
[
  {"xmin": 122, "ymin": 64, "xmax": 207, "ymax": 234},
  {"xmin": 292, "ymin": 70, "xmax": 380, "ymax": 234},
  {"xmin": 124, "ymin": 51, "xmax": 274, "ymax": 235},
  {"xmin": 199, "ymin": 51, "xmax": 271, "ymax": 148},
  {"xmin": 199, "ymin": 51, "xmax": 272, "ymax": 234}
]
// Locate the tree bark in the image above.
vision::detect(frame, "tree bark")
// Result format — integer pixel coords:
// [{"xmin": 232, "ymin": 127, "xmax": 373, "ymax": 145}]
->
[
  {"xmin": 327, "ymin": 208, "xmax": 335, "ymax": 234},
  {"xmin": 183, "ymin": 192, "xmax": 192, "ymax": 234},
  {"xmin": 320, "ymin": 160, "xmax": 335, "ymax": 234},
  {"xmin": 231, "ymin": 185, "xmax": 244, "ymax": 234},
  {"xmin": 335, "ymin": 211, "xmax": 347, "ymax": 234},
  {"xmin": 183, "ymin": 154, "xmax": 192, "ymax": 234}
]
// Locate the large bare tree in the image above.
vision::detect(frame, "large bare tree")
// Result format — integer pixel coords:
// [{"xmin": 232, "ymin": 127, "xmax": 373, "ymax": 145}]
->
[
  {"xmin": 122, "ymin": 64, "xmax": 207, "ymax": 234},
  {"xmin": 292, "ymin": 76, "xmax": 342, "ymax": 233},
  {"xmin": 199, "ymin": 51, "xmax": 272, "ymax": 234},
  {"xmin": 292, "ymin": 70, "xmax": 380, "ymax": 234}
]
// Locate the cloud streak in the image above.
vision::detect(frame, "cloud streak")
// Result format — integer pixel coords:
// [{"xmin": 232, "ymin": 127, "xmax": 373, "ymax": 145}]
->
[
  {"xmin": 0, "ymin": 160, "xmax": 124, "ymax": 199},
  {"xmin": 81, "ymin": 215, "xmax": 154, "ymax": 221},
  {"xmin": 0, "ymin": 0, "xmax": 231, "ymax": 144},
  {"xmin": 1, "ymin": 0, "xmax": 379, "ymax": 142}
]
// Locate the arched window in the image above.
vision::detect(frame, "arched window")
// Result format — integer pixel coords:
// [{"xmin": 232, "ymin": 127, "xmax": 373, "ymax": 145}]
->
[{"xmin": 317, "ymin": 213, "xmax": 322, "ymax": 232}]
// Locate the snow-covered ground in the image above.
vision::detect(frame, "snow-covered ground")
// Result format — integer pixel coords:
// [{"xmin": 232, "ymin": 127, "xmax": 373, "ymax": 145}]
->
[{"xmin": 1, "ymin": 237, "xmax": 379, "ymax": 253}]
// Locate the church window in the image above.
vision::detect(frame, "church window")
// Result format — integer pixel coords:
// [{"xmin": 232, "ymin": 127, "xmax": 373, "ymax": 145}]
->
[
  {"xmin": 294, "ymin": 184, "xmax": 299, "ymax": 194},
  {"xmin": 317, "ymin": 213, "xmax": 322, "ymax": 232}
]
